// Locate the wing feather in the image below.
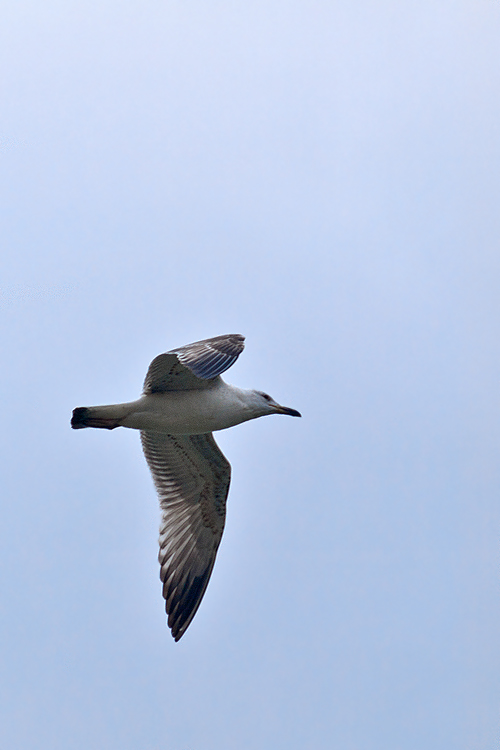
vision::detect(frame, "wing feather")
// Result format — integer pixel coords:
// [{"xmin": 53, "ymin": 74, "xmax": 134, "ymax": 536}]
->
[
  {"xmin": 140, "ymin": 431, "xmax": 231, "ymax": 641},
  {"xmin": 143, "ymin": 334, "xmax": 245, "ymax": 393}
]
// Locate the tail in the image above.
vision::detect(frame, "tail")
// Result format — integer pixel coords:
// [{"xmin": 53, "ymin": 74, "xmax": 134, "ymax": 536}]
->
[{"xmin": 71, "ymin": 406, "xmax": 121, "ymax": 430}]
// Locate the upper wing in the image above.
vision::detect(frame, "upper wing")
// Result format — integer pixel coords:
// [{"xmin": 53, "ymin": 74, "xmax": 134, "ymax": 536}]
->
[
  {"xmin": 140, "ymin": 430, "xmax": 231, "ymax": 641},
  {"xmin": 143, "ymin": 334, "xmax": 245, "ymax": 393}
]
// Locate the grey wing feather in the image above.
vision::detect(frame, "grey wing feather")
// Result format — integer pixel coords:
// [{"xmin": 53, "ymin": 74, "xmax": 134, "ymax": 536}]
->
[
  {"xmin": 143, "ymin": 334, "xmax": 245, "ymax": 393},
  {"xmin": 140, "ymin": 430, "xmax": 231, "ymax": 641}
]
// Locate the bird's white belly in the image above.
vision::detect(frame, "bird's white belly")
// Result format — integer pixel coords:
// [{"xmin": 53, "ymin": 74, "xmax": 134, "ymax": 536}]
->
[{"xmin": 120, "ymin": 389, "xmax": 251, "ymax": 435}]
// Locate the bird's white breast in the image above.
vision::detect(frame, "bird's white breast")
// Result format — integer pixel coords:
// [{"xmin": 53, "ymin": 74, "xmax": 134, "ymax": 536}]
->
[{"xmin": 120, "ymin": 382, "xmax": 254, "ymax": 434}]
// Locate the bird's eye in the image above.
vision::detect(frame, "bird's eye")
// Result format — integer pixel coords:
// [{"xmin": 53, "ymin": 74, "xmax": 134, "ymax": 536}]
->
[{"xmin": 262, "ymin": 393, "xmax": 271, "ymax": 401}]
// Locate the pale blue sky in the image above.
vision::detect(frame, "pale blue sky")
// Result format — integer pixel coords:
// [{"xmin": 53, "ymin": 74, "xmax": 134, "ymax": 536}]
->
[{"xmin": 1, "ymin": 2, "xmax": 500, "ymax": 748}]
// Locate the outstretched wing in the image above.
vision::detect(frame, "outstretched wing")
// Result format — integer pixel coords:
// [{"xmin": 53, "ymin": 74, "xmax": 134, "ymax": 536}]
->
[
  {"xmin": 140, "ymin": 430, "xmax": 231, "ymax": 641},
  {"xmin": 143, "ymin": 334, "xmax": 245, "ymax": 393}
]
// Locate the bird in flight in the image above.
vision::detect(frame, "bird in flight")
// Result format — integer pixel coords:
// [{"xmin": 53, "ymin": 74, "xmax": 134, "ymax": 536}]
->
[{"xmin": 71, "ymin": 334, "xmax": 301, "ymax": 641}]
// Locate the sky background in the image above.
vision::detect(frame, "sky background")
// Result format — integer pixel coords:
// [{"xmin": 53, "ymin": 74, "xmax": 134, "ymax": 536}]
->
[{"xmin": 1, "ymin": 1, "xmax": 500, "ymax": 748}]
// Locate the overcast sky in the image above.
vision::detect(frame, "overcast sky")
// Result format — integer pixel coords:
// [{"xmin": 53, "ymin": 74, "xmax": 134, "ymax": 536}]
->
[{"xmin": 1, "ymin": 1, "xmax": 500, "ymax": 749}]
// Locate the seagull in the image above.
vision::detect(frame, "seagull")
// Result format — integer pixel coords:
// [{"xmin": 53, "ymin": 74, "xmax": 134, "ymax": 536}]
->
[{"xmin": 71, "ymin": 334, "xmax": 301, "ymax": 641}]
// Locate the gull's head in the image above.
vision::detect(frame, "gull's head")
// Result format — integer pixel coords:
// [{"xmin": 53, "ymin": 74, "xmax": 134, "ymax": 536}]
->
[{"xmin": 248, "ymin": 390, "xmax": 302, "ymax": 419}]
